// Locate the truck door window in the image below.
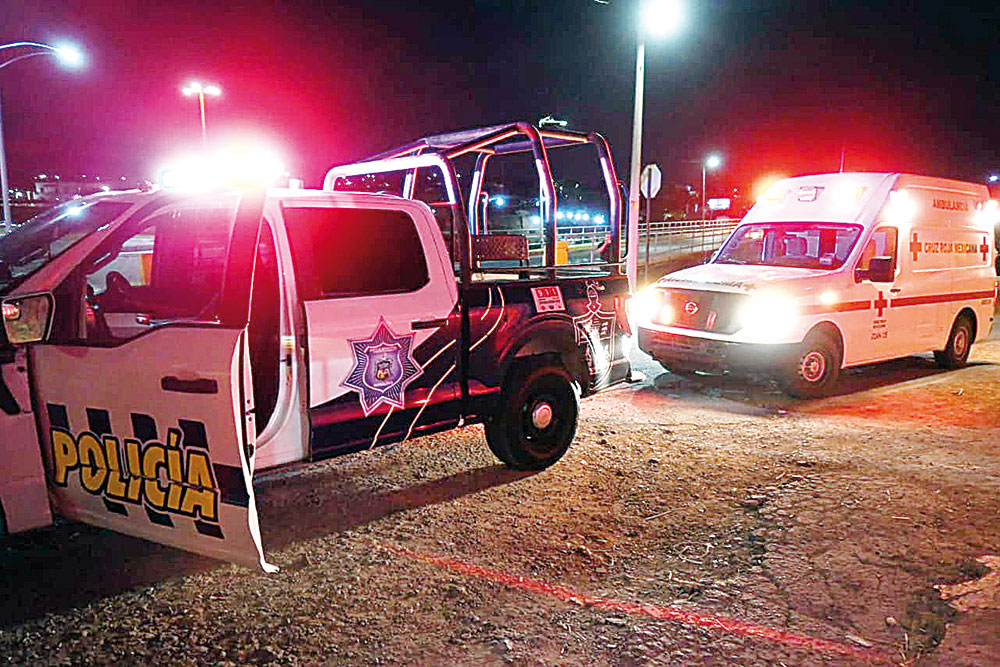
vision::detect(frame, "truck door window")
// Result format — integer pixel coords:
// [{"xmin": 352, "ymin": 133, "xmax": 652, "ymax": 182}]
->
[
  {"xmin": 283, "ymin": 207, "xmax": 430, "ymax": 299},
  {"xmin": 856, "ymin": 226, "xmax": 898, "ymax": 275},
  {"xmin": 63, "ymin": 204, "xmax": 237, "ymax": 342}
]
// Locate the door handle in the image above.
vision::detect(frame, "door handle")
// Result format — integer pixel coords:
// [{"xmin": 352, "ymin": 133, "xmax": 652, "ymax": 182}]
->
[
  {"xmin": 889, "ymin": 288, "xmax": 902, "ymax": 294},
  {"xmin": 161, "ymin": 376, "xmax": 219, "ymax": 394},
  {"xmin": 411, "ymin": 317, "xmax": 449, "ymax": 330}
]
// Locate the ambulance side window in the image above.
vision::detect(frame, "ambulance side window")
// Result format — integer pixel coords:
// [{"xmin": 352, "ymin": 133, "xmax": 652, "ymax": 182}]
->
[
  {"xmin": 856, "ymin": 226, "xmax": 898, "ymax": 276},
  {"xmin": 64, "ymin": 205, "xmax": 236, "ymax": 342}
]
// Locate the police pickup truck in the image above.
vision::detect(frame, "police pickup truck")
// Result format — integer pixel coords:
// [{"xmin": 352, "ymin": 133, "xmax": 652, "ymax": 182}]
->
[{"xmin": 0, "ymin": 122, "xmax": 632, "ymax": 570}]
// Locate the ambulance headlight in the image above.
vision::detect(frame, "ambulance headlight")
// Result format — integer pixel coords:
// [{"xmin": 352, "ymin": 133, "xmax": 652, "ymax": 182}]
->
[
  {"xmin": 738, "ymin": 292, "xmax": 797, "ymax": 339},
  {"xmin": 633, "ymin": 287, "xmax": 674, "ymax": 326}
]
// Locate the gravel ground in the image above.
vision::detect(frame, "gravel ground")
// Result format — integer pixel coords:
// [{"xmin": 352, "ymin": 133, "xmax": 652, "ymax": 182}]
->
[{"xmin": 2, "ymin": 337, "xmax": 999, "ymax": 665}]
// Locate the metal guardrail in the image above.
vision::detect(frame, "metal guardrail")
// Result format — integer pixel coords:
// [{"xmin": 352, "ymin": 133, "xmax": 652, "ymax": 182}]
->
[
  {"xmin": 640, "ymin": 218, "xmax": 740, "ymax": 258},
  {"xmin": 504, "ymin": 218, "xmax": 740, "ymax": 261}
]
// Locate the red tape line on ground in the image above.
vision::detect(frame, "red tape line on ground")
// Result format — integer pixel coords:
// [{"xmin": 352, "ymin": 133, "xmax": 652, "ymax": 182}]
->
[{"xmin": 383, "ymin": 542, "xmax": 897, "ymax": 664}]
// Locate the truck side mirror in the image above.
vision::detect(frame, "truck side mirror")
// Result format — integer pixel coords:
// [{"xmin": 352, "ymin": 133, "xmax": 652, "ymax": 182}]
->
[
  {"xmin": 867, "ymin": 256, "xmax": 894, "ymax": 283},
  {"xmin": 2, "ymin": 293, "xmax": 55, "ymax": 344}
]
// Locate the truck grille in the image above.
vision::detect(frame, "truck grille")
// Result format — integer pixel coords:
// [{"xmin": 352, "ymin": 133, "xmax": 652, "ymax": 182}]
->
[{"xmin": 658, "ymin": 288, "xmax": 749, "ymax": 334}]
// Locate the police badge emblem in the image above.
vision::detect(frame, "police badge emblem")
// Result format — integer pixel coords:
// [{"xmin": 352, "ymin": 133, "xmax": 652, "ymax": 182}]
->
[{"xmin": 342, "ymin": 317, "xmax": 423, "ymax": 415}]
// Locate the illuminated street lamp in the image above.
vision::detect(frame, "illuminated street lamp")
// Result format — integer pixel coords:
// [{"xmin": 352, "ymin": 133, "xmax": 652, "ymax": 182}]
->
[
  {"xmin": 627, "ymin": 0, "xmax": 685, "ymax": 290},
  {"xmin": 0, "ymin": 41, "xmax": 84, "ymax": 234},
  {"xmin": 701, "ymin": 153, "xmax": 722, "ymax": 219},
  {"xmin": 182, "ymin": 81, "xmax": 221, "ymax": 147}
]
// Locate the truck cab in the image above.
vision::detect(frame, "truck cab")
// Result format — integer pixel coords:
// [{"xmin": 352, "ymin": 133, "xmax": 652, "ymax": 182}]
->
[{"xmin": 0, "ymin": 123, "xmax": 633, "ymax": 569}]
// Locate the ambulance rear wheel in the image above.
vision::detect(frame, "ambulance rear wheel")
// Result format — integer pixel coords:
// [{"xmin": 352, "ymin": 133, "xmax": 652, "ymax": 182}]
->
[
  {"xmin": 783, "ymin": 330, "xmax": 841, "ymax": 399},
  {"xmin": 486, "ymin": 360, "xmax": 579, "ymax": 470},
  {"xmin": 934, "ymin": 314, "xmax": 973, "ymax": 369}
]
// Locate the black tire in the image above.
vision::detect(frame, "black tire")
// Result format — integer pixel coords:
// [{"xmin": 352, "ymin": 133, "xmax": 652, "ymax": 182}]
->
[
  {"xmin": 934, "ymin": 314, "xmax": 974, "ymax": 369},
  {"xmin": 782, "ymin": 330, "xmax": 842, "ymax": 399},
  {"xmin": 485, "ymin": 360, "xmax": 579, "ymax": 470}
]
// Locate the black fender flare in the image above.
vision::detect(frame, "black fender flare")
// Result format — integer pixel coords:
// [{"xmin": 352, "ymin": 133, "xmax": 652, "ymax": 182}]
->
[{"xmin": 499, "ymin": 316, "xmax": 589, "ymax": 394}]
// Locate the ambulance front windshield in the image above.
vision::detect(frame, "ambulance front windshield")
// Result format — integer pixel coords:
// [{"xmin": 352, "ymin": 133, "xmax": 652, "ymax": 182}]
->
[{"xmin": 714, "ymin": 222, "xmax": 863, "ymax": 270}]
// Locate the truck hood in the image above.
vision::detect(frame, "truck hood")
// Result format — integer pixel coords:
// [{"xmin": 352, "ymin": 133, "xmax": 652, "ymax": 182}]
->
[{"xmin": 654, "ymin": 263, "xmax": 833, "ymax": 293}]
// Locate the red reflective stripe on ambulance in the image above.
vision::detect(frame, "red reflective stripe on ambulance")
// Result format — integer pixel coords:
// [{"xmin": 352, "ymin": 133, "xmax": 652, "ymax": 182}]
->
[
  {"xmin": 801, "ymin": 300, "xmax": 871, "ymax": 315},
  {"xmin": 890, "ymin": 289, "xmax": 996, "ymax": 308}
]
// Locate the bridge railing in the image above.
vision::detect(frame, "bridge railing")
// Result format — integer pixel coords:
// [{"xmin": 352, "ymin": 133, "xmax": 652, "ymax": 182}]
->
[{"xmin": 490, "ymin": 218, "xmax": 741, "ymax": 264}]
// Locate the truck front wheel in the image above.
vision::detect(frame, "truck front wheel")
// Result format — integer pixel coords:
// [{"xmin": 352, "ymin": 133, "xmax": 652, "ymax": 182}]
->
[
  {"xmin": 934, "ymin": 313, "xmax": 973, "ymax": 369},
  {"xmin": 782, "ymin": 330, "xmax": 841, "ymax": 399},
  {"xmin": 486, "ymin": 360, "xmax": 579, "ymax": 470}
]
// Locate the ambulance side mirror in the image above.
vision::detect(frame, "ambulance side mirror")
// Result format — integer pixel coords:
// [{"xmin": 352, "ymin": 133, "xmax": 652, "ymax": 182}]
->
[
  {"xmin": 2, "ymin": 293, "xmax": 55, "ymax": 344},
  {"xmin": 866, "ymin": 256, "xmax": 894, "ymax": 283}
]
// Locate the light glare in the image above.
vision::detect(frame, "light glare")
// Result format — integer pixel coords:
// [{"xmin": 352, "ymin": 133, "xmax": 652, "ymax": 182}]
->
[
  {"xmin": 641, "ymin": 0, "xmax": 686, "ymax": 39},
  {"xmin": 54, "ymin": 44, "xmax": 84, "ymax": 68}
]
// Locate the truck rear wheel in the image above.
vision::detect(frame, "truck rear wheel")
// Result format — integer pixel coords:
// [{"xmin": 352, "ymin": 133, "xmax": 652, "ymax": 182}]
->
[
  {"xmin": 782, "ymin": 330, "xmax": 841, "ymax": 399},
  {"xmin": 485, "ymin": 360, "xmax": 579, "ymax": 470},
  {"xmin": 934, "ymin": 314, "xmax": 973, "ymax": 369}
]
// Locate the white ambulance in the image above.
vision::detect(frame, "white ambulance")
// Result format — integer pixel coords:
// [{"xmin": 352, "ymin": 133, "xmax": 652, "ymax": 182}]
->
[{"xmin": 635, "ymin": 172, "xmax": 999, "ymax": 397}]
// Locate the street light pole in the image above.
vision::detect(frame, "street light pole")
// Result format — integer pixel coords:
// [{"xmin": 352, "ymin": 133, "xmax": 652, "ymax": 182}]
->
[
  {"xmin": 182, "ymin": 82, "xmax": 221, "ymax": 149},
  {"xmin": 701, "ymin": 153, "xmax": 721, "ymax": 221},
  {"xmin": 0, "ymin": 41, "xmax": 83, "ymax": 235},
  {"xmin": 0, "ymin": 91, "xmax": 10, "ymax": 231},
  {"xmin": 626, "ymin": 0, "xmax": 684, "ymax": 291},
  {"xmin": 197, "ymin": 89, "xmax": 207, "ymax": 144},
  {"xmin": 701, "ymin": 163, "xmax": 706, "ymax": 220},
  {"xmin": 626, "ymin": 39, "xmax": 645, "ymax": 292}
]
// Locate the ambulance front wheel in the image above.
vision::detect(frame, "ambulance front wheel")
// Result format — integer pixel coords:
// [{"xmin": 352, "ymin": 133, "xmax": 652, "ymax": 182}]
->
[
  {"xmin": 782, "ymin": 330, "xmax": 842, "ymax": 399},
  {"xmin": 486, "ymin": 359, "xmax": 579, "ymax": 470},
  {"xmin": 934, "ymin": 313, "xmax": 973, "ymax": 369}
]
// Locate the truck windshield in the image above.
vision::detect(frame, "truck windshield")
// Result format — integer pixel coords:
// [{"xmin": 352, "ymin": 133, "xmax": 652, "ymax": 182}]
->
[
  {"xmin": 713, "ymin": 222, "xmax": 863, "ymax": 269},
  {"xmin": 0, "ymin": 199, "xmax": 132, "ymax": 294}
]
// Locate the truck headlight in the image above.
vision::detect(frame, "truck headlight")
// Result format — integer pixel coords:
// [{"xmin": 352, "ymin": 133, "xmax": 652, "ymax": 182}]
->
[{"xmin": 739, "ymin": 292, "xmax": 797, "ymax": 339}]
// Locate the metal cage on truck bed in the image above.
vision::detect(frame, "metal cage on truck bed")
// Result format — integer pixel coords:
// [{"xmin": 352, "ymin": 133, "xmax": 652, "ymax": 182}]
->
[{"xmin": 323, "ymin": 122, "xmax": 625, "ymax": 288}]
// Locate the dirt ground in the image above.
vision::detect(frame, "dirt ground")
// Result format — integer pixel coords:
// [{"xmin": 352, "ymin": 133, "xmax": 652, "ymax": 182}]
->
[{"xmin": 2, "ymin": 335, "xmax": 1000, "ymax": 665}]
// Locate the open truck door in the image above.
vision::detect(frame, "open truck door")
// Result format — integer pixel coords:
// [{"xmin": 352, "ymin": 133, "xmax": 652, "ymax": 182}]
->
[{"xmin": 9, "ymin": 191, "xmax": 276, "ymax": 571}]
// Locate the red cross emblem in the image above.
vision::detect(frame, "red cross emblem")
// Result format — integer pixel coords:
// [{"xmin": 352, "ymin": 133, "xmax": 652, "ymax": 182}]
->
[
  {"xmin": 874, "ymin": 291, "xmax": 888, "ymax": 317},
  {"xmin": 910, "ymin": 231, "xmax": 921, "ymax": 262},
  {"xmin": 981, "ymin": 236, "xmax": 991, "ymax": 262}
]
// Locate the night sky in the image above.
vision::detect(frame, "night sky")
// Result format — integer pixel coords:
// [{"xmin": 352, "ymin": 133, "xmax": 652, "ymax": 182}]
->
[{"xmin": 2, "ymin": 1, "xmax": 999, "ymax": 197}]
